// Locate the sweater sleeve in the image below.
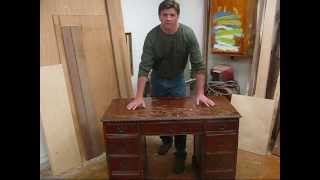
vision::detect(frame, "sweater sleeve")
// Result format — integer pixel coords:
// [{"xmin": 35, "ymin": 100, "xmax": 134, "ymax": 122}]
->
[
  {"xmin": 138, "ymin": 32, "xmax": 155, "ymax": 78},
  {"xmin": 188, "ymin": 29, "xmax": 205, "ymax": 76}
]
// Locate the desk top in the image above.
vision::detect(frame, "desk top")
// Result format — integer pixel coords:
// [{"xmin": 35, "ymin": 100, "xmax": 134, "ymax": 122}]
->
[{"xmin": 102, "ymin": 96, "xmax": 241, "ymax": 122}]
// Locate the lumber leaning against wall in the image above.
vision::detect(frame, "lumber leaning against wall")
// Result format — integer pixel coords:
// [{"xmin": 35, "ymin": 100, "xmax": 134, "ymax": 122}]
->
[
  {"xmin": 41, "ymin": 0, "xmax": 134, "ymax": 175},
  {"xmin": 254, "ymin": 0, "xmax": 278, "ymax": 98},
  {"xmin": 231, "ymin": 94, "xmax": 275, "ymax": 155},
  {"xmin": 105, "ymin": 0, "xmax": 133, "ymax": 98},
  {"xmin": 40, "ymin": 0, "xmax": 106, "ymax": 66},
  {"xmin": 40, "ymin": 64, "xmax": 82, "ymax": 175}
]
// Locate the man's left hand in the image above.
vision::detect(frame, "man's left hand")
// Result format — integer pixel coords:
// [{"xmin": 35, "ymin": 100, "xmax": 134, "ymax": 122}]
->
[{"xmin": 195, "ymin": 94, "xmax": 216, "ymax": 107}]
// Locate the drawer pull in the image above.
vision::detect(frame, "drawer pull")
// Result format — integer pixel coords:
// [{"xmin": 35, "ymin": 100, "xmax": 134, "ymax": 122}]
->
[
  {"xmin": 119, "ymin": 148, "xmax": 126, "ymax": 153},
  {"xmin": 217, "ymin": 140, "xmax": 224, "ymax": 146},
  {"xmin": 119, "ymin": 162, "xmax": 127, "ymax": 169},
  {"xmin": 219, "ymin": 126, "xmax": 225, "ymax": 131},
  {"xmin": 117, "ymin": 127, "xmax": 124, "ymax": 133}
]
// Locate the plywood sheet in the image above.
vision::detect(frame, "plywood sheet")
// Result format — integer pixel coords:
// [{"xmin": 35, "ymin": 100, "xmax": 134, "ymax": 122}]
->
[
  {"xmin": 231, "ymin": 94, "xmax": 275, "ymax": 155},
  {"xmin": 40, "ymin": 64, "xmax": 82, "ymax": 175},
  {"xmin": 40, "ymin": 0, "xmax": 107, "ymax": 66}
]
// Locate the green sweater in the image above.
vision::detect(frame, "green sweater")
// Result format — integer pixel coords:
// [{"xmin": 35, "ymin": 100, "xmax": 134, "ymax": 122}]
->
[{"xmin": 138, "ymin": 23, "xmax": 205, "ymax": 79}]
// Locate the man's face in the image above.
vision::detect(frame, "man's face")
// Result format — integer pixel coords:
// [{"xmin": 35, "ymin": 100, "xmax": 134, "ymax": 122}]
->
[{"xmin": 159, "ymin": 8, "xmax": 179, "ymax": 30}]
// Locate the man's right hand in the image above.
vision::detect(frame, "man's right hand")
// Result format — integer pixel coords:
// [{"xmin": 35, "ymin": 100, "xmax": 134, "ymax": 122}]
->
[{"xmin": 126, "ymin": 97, "xmax": 146, "ymax": 110}]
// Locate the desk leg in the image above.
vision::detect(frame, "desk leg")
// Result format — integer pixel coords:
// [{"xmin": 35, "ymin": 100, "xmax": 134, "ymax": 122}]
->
[{"xmin": 193, "ymin": 134, "xmax": 204, "ymax": 180}]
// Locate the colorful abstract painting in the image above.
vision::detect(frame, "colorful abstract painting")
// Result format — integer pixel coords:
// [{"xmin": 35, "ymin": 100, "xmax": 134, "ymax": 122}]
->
[
  {"xmin": 211, "ymin": 8, "xmax": 243, "ymax": 52},
  {"xmin": 212, "ymin": 8, "xmax": 243, "ymax": 52},
  {"xmin": 209, "ymin": 0, "xmax": 255, "ymax": 56}
]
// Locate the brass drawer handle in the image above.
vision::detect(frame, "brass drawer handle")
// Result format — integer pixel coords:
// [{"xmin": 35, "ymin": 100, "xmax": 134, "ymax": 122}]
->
[{"xmin": 219, "ymin": 126, "xmax": 225, "ymax": 130}]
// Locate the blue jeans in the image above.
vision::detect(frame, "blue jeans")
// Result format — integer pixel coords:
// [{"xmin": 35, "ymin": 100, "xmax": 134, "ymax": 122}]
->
[{"xmin": 151, "ymin": 70, "xmax": 187, "ymax": 159}]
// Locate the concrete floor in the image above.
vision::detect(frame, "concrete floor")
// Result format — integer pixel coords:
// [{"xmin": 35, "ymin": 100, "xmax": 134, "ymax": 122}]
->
[{"xmin": 40, "ymin": 135, "xmax": 280, "ymax": 179}]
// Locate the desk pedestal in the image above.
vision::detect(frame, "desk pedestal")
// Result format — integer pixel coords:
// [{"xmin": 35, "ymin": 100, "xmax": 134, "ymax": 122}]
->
[{"xmin": 103, "ymin": 119, "xmax": 238, "ymax": 180}]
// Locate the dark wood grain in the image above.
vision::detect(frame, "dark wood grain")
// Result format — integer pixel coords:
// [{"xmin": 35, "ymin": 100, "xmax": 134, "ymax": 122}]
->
[{"xmin": 102, "ymin": 96, "xmax": 241, "ymax": 122}]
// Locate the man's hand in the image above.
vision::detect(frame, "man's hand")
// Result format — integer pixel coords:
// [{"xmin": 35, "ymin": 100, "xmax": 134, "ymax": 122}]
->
[
  {"xmin": 195, "ymin": 94, "xmax": 215, "ymax": 107},
  {"xmin": 126, "ymin": 97, "xmax": 146, "ymax": 110}
]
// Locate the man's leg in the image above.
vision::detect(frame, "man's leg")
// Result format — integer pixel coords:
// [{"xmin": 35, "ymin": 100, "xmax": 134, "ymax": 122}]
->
[
  {"xmin": 151, "ymin": 71, "xmax": 173, "ymax": 155},
  {"xmin": 169, "ymin": 75, "xmax": 187, "ymax": 173}
]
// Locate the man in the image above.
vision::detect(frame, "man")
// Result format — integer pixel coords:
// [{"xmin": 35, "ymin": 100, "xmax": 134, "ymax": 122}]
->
[{"xmin": 126, "ymin": 0, "xmax": 215, "ymax": 174}]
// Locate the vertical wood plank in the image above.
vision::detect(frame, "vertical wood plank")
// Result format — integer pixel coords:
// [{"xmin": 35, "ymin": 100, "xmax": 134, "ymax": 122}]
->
[
  {"xmin": 105, "ymin": 0, "xmax": 133, "ymax": 98},
  {"xmin": 53, "ymin": 16, "xmax": 86, "ymax": 162},
  {"xmin": 70, "ymin": 26, "xmax": 105, "ymax": 156},
  {"xmin": 204, "ymin": 0, "xmax": 210, "ymax": 86},
  {"xmin": 40, "ymin": 64, "xmax": 82, "ymax": 174},
  {"xmin": 268, "ymin": 73, "xmax": 280, "ymax": 147},
  {"xmin": 254, "ymin": 0, "xmax": 278, "ymax": 97},
  {"xmin": 248, "ymin": 0, "xmax": 266, "ymax": 96},
  {"xmin": 272, "ymin": 131, "xmax": 280, "ymax": 156},
  {"xmin": 61, "ymin": 27, "xmax": 103, "ymax": 160}
]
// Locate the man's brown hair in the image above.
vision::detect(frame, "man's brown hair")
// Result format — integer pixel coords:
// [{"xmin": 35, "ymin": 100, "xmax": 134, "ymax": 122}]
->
[{"xmin": 158, "ymin": 0, "xmax": 180, "ymax": 16}]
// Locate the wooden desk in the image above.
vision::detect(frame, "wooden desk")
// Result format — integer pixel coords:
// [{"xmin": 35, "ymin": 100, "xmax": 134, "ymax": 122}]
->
[{"xmin": 101, "ymin": 96, "xmax": 241, "ymax": 180}]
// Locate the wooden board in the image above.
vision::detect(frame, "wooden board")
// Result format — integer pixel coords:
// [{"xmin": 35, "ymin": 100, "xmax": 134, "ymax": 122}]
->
[
  {"xmin": 53, "ymin": 15, "xmax": 122, "ymax": 162},
  {"xmin": 40, "ymin": 64, "xmax": 82, "ymax": 175},
  {"xmin": 61, "ymin": 26, "xmax": 104, "ymax": 160},
  {"xmin": 231, "ymin": 94, "xmax": 275, "ymax": 155},
  {"xmin": 40, "ymin": 0, "xmax": 106, "ymax": 66},
  {"xmin": 247, "ymin": 0, "xmax": 266, "ymax": 96},
  {"xmin": 53, "ymin": 16, "xmax": 86, "ymax": 162},
  {"xmin": 272, "ymin": 132, "xmax": 280, "ymax": 156},
  {"xmin": 254, "ymin": 0, "xmax": 278, "ymax": 97},
  {"xmin": 105, "ymin": 0, "xmax": 133, "ymax": 98}
]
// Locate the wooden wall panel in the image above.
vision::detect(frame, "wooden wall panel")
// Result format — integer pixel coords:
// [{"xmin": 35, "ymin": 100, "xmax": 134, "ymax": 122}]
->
[
  {"xmin": 40, "ymin": 64, "xmax": 82, "ymax": 174},
  {"xmin": 40, "ymin": 0, "xmax": 106, "ymax": 66}
]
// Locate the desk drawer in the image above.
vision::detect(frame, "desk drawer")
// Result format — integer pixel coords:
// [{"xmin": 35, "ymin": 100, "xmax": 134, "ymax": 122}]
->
[
  {"xmin": 104, "ymin": 123, "xmax": 138, "ymax": 134},
  {"xmin": 205, "ymin": 133, "xmax": 237, "ymax": 152},
  {"xmin": 109, "ymin": 156, "xmax": 141, "ymax": 172},
  {"xmin": 206, "ymin": 120, "xmax": 238, "ymax": 132},
  {"xmin": 106, "ymin": 135, "xmax": 140, "ymax": 155},
  {"xmin": 141, "ymin": 121, "xmax": 202, "ymax": 135},
  {"xmin": 205, "ymin": 153, "xmax": 236, "ymax": 171}
]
